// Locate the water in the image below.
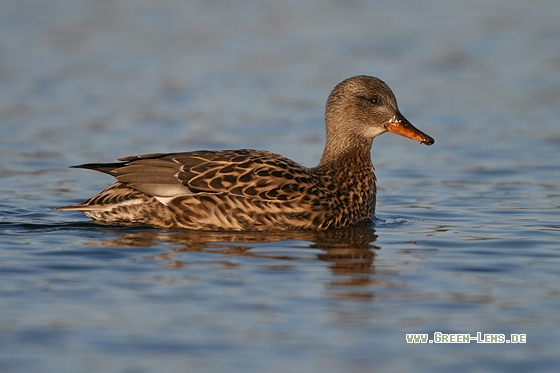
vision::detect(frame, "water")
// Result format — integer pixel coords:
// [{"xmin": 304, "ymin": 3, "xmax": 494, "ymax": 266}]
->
[{"xmin": 1, "ymin": 0, "xmax": 560, "ymax": 372}]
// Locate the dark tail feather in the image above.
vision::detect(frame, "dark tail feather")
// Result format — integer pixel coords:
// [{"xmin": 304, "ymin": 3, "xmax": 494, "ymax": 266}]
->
[{"xmin": 70, "ymin": 162, "xmax": 126, "ymax": 175}]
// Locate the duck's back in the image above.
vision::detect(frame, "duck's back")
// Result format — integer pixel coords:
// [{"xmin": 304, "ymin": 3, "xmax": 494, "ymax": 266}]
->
[{"xmin": 57, "ymin": 149, "xmax": 375, "ymax": 230}]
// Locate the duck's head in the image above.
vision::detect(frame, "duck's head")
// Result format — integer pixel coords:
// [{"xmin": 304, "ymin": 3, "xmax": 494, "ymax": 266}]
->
[{"xmin": 325, "ymin": 75, "xmax": 434, "ymax": 146}]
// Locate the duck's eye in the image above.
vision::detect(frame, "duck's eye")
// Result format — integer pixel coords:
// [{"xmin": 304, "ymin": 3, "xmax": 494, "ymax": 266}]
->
[{"xmin": 359, "ymin": 96, "xmax": 381, "ymax": 105}]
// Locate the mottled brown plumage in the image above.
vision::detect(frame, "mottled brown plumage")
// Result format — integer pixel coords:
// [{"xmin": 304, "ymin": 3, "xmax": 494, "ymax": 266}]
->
[{"xmin": 57, "ymin": 76, "xmax": 434, "ymax": 230}]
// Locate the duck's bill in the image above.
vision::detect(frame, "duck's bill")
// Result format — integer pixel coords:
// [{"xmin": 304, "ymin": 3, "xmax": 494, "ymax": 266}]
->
[{"xmin": 386, "ymin": 114, "xmax": 434, "ymax": 146}]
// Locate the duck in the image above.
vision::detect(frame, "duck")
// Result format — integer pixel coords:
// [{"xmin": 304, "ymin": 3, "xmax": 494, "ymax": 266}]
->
[{"xmin": 57, "ymin": 75, "xmax": 434, "ymax": 231}]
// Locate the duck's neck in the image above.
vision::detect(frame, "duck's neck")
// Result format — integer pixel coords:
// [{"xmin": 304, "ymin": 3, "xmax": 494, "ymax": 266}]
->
[
  {"xmin": 317, "ymin": 134, "xmax": 373, "ymax": 170},
  {"xmin": 315, "ymin": 133, "xmax": 377, "ymax": 221}
]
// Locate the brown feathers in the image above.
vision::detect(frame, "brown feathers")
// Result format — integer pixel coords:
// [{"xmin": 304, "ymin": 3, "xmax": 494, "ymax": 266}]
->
[{"xmin": 57, "ymin": 76, "xmax": 434, "ymax": 231}]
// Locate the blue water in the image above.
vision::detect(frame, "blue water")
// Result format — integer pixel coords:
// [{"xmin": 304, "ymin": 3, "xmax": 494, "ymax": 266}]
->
[{"xmin": 1, "ymin": 0, "xmax": 560, "ymax": 372}]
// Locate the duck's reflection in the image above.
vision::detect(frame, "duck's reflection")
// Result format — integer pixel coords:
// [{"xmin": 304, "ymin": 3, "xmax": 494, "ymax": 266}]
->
[{"xmin": 94, "ymin": 221, "xmax": 380, "ymax": 296}]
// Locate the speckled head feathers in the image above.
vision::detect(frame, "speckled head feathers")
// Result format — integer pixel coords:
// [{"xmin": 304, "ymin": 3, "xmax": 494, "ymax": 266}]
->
[{"xmin": 319, "ymin": 75, "xmax": 433, "ymax": 166}]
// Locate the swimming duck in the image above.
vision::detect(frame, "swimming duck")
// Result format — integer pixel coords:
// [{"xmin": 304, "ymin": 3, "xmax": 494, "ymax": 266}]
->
[{"xmin": 57, "ymin": 75, "xmax": 434, "ymax": 230}]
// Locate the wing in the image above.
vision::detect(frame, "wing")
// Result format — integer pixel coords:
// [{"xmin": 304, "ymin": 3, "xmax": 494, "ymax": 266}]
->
[
  {"xmin": 175, "ymin": 150, "xmax": 316, "ymax": 201},
  {"xmin": 74, "ymin": 149, "xmax": 317, "ymax": 202}
]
